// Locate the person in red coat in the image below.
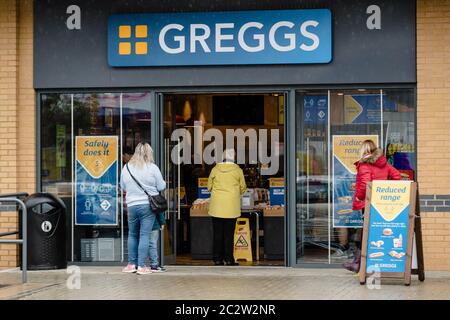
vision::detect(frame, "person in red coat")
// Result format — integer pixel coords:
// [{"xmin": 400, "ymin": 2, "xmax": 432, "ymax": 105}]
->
[{"xmin": 343, "ymin": 140, "xmax": 401, "ymax": 273}]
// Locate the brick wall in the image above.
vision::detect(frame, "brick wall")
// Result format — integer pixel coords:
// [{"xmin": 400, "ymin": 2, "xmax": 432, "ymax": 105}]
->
[
  {"xmin": 17, "ymin": 0, "xmax": 34, "ymax": 194},
  {"xmin": 421, "ymin": 213, "xmax": 450, "ymax": 271},
  {"xmin": 417, "ymin": 0, "xmax": 450, "ymax": 271},
  {"xmin": 0, "ymin": 0, "xmax": 33, "ymax": 269},
  {"xmin": 0, "ymin": 1, "xmax": 18, "ymax": 195}
]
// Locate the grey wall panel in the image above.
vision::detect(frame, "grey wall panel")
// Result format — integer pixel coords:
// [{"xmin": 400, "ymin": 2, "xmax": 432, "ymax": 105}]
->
[{"xmin": 34, "ymin": 0, "xmax": 416, "ymax": 89}]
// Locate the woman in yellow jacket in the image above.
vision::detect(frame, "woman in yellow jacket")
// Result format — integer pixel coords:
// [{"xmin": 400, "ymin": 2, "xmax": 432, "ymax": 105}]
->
[{"xmin": 208, "ymin": 149, "xmax": 247, "ymax": 266}]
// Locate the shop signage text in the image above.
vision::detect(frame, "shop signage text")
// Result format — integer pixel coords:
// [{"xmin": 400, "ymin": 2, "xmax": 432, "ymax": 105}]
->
[{"xmin": 108, "ymin": 9, "xmax": 332, "ymax": 66}]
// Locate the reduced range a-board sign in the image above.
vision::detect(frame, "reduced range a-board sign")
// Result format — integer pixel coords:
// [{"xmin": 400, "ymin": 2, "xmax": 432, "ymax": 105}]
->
[{"xmin": 359, "ymin": 180, "xmax": 418, "ymax": 285}]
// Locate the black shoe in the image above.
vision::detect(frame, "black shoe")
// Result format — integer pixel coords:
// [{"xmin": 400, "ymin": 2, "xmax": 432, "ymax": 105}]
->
[
  {"xmin": 214, "ymin": 260, "xmax": 224, "ymax": 266},
  {"xmin": 225, "ymin": 261, "xmax": 239, "ymax": 266}
]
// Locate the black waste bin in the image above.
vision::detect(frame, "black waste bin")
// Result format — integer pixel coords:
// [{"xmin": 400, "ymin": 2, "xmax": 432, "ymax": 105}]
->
[{"xmin": 23, "ymin": 193, "xmax": 67, "ymax": 270}]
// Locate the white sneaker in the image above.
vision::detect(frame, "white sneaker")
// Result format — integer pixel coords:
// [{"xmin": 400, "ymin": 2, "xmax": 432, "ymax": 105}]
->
[
  {"xmin": 122, "ymin": 263, "xmax": 137, "ymax": 273},
  {"xmin": 136, "ymin": 266, "xmax": 152, "ymax": 275}
]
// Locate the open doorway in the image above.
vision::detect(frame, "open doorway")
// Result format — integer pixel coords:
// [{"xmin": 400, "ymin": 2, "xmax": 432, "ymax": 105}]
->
[{"xmin": 161, "ymin": 92, "xmax": 286, "ymax": 266}]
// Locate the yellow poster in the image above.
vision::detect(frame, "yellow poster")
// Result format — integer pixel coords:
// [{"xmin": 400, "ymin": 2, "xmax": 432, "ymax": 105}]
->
[
  {"xmin": 371, "ymin": 180, "xmax": 411, "ymax": 222},
  {"xmin": 333, "ymin": 135, "xmax": 379, "ymax": 175},
  {"xmin": 344, "ymin": 95, "xmax": 364, "ymax": 124},
  {"xmin": 333, "ymin": 135, "xmax": 379, "ymax": 228},
  {"xmin": 198, "ymin": 178, "xmax": 209, "ymax": 187},
  {"xmin": 269, "ymin": 177, "xmax": 285, "ymax": 187},
  {"xmin": 76, "ymin": 136, "xmax": 118, "ymax": 178}
]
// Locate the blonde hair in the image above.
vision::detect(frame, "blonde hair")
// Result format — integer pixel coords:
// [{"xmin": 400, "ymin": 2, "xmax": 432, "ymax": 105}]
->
[
  {"xmin": 129, "ymin": 142, "xmax": 154, "ymax": 168},
  {"xmin": 359, "ymin": 140, "xmax": 377, "ymax": 159}
]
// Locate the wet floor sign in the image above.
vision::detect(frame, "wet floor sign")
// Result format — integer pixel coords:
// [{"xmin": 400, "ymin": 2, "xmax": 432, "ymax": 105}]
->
[{"xmin": 233, "ymin": 218, "xmax": 252, "ymax": 262}]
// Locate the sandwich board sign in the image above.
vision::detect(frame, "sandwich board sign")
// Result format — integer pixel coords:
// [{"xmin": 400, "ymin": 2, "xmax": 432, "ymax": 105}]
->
[{"xmin": 359, "ymin": 180, "xmax": 425, "ymax": 286}]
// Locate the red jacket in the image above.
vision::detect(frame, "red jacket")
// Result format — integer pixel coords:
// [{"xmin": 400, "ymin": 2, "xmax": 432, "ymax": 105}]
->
[{"xmin": 352, "ymin": 148, "xmax": 401, "ymax": 210}]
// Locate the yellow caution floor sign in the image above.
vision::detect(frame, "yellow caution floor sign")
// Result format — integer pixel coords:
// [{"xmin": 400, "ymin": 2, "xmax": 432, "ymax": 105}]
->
[{"xmin": 233, "ymin": 218, "xmax": 252, "ymax": 262}]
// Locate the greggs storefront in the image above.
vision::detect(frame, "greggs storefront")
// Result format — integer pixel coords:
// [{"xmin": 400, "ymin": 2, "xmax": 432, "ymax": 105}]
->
[{"xmin": 33, "ymin": 0, "xmax": 417, "ymax": 267}]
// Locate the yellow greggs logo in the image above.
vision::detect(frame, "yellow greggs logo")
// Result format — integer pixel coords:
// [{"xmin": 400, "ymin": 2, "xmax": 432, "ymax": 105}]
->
[{"xmin": 118, "ymin": 25, "xmax": 149, "ymax": 55}]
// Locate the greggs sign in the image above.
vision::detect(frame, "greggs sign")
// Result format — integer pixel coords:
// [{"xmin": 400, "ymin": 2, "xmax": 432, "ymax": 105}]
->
[{"xmin": 108, "ymin": 9, "xmax": 332, "ymax": 66}]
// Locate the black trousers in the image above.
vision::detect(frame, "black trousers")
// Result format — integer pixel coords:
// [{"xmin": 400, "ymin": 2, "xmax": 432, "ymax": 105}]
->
[{"xmin": 212, "ymin": 217, "xmax": 236, "ymax": 263}]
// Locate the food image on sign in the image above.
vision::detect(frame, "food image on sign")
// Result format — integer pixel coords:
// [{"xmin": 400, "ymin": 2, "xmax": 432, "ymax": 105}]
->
[
  {"xmin": 393, "ymin": 234, "xmax": 403, "ymax": 248},
  {"xmin": 369, "ymin": 252, "xmax": 384, "ymax": 259},
  {"xmin": 337, "ymin": 209, "xmax": 353, "ymax": 215},
  {"xmin": 366, "ymin": 181, "xmax": 411, "ymax": 273},
  {"xmin": 338, "ymin": 196, "xmax": 352, "ymax": 204},
  {"xmin": 370, "ymin": 240, "xmax": 384, "ymax": 248},
  {"xmin": 389, "ymin": 251, "xmax": 406, "ymax": 259}
]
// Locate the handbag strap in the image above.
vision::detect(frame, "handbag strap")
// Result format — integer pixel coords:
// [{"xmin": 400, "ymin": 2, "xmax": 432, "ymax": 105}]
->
[{"xmin": 126, "ymin": 164, "xmax": 151, "ymax": 197}]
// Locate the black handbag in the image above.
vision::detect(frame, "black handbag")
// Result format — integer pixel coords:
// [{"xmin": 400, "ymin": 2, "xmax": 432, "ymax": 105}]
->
[{"xmin": 126, "ymin": 164, "xmax": 168, "ymax": 213}]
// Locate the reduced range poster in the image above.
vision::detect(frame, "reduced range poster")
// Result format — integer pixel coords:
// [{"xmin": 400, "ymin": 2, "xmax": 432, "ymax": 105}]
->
[
  {"xmin": 75, "ymin": 136, "xmax": 118, "ymax": 225},
  {"xmin": 332, "ymin": 135, "xmax": 378, "ymax": 228},
  {"xmin": 366, "ymin": 180, "xmax": 411, "ymax": 273}
]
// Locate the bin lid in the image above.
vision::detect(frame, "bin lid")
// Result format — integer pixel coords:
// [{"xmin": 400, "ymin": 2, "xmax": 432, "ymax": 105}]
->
[{"xmin": 25, "ymin": 193, "xmax": 66, "ymax": 211}]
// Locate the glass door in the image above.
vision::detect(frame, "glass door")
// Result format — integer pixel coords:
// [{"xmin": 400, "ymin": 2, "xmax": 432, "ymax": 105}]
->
[
  {"xmin": 159, "ymin": 94, "xmax": 179, "ymax": 265},
  {"xmin": 295, "ymin": 91, "xmax": 330, "ymax": 263}
]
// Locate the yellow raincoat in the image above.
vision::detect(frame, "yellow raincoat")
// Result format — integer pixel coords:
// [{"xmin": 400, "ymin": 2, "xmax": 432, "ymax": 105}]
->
[{"xmin": 207, "ymin": 162, "xmax": 247, "ymax": 218}]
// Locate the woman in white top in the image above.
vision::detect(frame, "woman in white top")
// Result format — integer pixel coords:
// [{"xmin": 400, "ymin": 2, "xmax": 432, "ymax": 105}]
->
[{"xmin": 120, "ymin": 143, "xmax": 166, "ymax": 275}]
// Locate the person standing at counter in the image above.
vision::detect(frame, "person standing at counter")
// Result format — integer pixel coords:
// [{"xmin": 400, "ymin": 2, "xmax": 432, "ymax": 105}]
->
[
  {"xmin": 345, "ymin": 140, "xmax": 401, "ymax": 273},
  {"xmin": 208, "ymin": 149, "xmax": 247, "ymax": 266},
  {"xmin": 121, "ymin": 142, "xmax": 166, "ymax": 275}
]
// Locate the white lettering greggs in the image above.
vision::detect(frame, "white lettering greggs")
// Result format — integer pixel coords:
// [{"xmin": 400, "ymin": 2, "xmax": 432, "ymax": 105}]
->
[{"xmin": 158, "ymin": 20, "xmax": 320, "ymax": 54}]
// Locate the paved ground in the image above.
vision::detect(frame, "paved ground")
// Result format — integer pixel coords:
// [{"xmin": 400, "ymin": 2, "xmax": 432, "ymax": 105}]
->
[{"xmin": 0, "ymin": 266, "xmax": 449, "ymax": 300}]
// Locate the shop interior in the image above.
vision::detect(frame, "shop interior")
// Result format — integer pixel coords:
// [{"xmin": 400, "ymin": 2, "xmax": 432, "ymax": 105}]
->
[{"xmin": 162, "ymin": 93, "xmax": 286, "ymax": 266}]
